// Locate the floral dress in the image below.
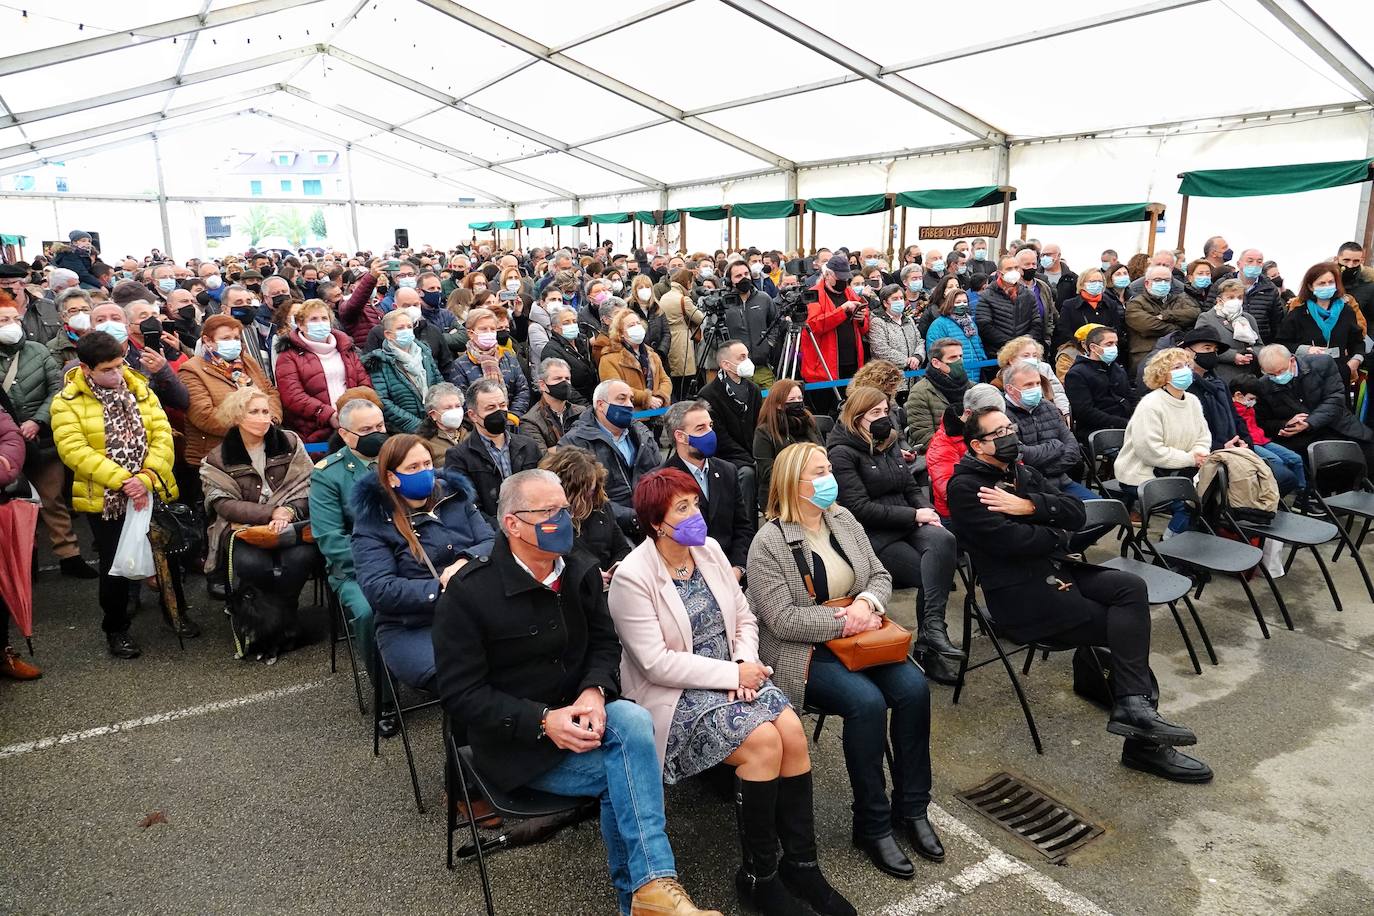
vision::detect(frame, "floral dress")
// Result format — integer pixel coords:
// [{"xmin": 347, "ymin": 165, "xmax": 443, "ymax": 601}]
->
[{"xmin": 661, "ymin": 569, "xmax": 788, "ymax": 785}]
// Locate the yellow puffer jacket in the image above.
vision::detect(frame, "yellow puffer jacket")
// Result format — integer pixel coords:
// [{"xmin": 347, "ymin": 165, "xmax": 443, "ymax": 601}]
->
[{"xmin": 51, "ymin": 365, "xmax": 177, "ymax": 514}]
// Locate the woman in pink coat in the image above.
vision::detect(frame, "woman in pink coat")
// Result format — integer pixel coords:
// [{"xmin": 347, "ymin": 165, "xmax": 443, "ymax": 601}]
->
[{"xmin": 608, "ymin": 468, "xmax": 853, "ymax": 916}]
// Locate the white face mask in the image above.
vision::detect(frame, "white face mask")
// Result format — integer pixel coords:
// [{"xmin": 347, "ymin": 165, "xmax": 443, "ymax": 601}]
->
[
  {"xmin": 0, "ymin": 324, "xmax": 23, "ymax": 345},
  {"xmin": 749, "ymin": 262, "xmax": 763, "ymax": 276},
  {"xmin": 699, "ymin": 266, "xmax": 714, "ymax": 278},
  {"xmin": 204, "ymin": 275, "xmax": 222, "ymax": 290},
  {"xmin": 439, "ymin": 408, "xmax": 465, "ymax": 430},
  {"xmin": 636, "ymin": 287, "xmax": 651, "ymax": 302},
  {"xmin": 505, "ymin": 279, "xmax": 520, "ymax": 292},
  {"xmin": 403, "ymin": 306, "xmax": 422, "ymax": 322},
  {"xmin": 610, "ymin": 280, "xmax": 623, "ymax": 293},
  {"xmin": 67, "ymin": 312, "xmax": 92, "ymax": 331},
  {"xmin": 626, "ymin": 324, "xmax": 646, "ymax": 345},
  {"xmin": 734, "ymin": 358, "xmax": 755, "ymax": 379}
]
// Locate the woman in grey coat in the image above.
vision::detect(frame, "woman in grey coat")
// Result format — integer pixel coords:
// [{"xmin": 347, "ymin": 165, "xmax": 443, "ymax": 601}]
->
[
  {"xmin": 1193, "ymin": 278, "xmax": 1262, "ymax": 386},
  {"xmin": 866, "ymin": 284, "xmax": 924, "ymax": 392},
  {"xmin": 747, "ymin": 441, "xmax": 943, "ymax": 882}
]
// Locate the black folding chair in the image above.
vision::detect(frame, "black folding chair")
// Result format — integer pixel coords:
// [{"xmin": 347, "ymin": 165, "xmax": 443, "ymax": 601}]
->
[
  {"xmin": 1086, "ymin": 428, "xmax": 1127, "ymax": 501},
  {"xmin": 445, "ymin": 721, "xmax": 594, "ymax": 916},
  {"xmin": 1206, "ymin": 463, "xmax": 1342, "ymax": 612},
  {"xmin": 1306, "ymin": 440, "xmax": 1374, "ymax": 602},
  {"xmin": 372, "ymin": 648, "xmax": 440, "ymax": 812},
  {"xmin": 322, "ymin": 579, "xmax": 366, "ymax": 716},
  {"xmin": 1136, "ymin": 476, "xmax": 1281, "ymax": 638}
]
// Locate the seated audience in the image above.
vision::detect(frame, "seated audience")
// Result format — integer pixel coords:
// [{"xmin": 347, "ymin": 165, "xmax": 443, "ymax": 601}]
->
[
  {"xmin": 541, "ymin": 304, "xmax": 597, "ymax": 405},
  {"xmin": 1126, "ymin": 265, "xmax": 1200, "ymax": 370},
  {"xmin": 753, "ymin": 379, "xmax": 830, "ymax": 511},
  {"xmin": 1064, "ymin": 324, "xmax": 1138, "ymax": 440},
  {"xmin": 698, "ymin": 338, "xmax": 762, "ymax": 509},
  {"xmin": 1001, "ymin": 360, "xmax": 1093, "ymax": 501},
  {"xmin": 976, "ymin": 256, "xmax": 1042, "ymax": 354},
  {"xmin": 415, "ymin": 382, "xmax": 466, "ymax": 463},
  {"xmin": 996, "ymin": 335, "xmax": 1069, "ymax": 419},
  {"xmin": 363, "ymin": 309, "xmax": 442, "ymax": 433},
  {"xmin": 558, "ymin": 379, "xmax": 660, "ymax": 536},
  {"xmin": 905, "ymin": 338, "xmax": 970, "ymax": 452},
  {"xmin": 1054, "ymin": 268, "xmax": 1126, "ymax": 352},
  {"xmin": 522, "ymin": 357, "xmax": 586, "ymax": 451},
  {"xmin": 1254, "ymin": 344, "xmax": 1374, "ymax": 468},
  {"xmin": 662, "ymin": 401, "xmax": 754, "ymax": 576},
  {"xmin": 1230, "ymin": 381, "xmax": 1308, "ymax": 495},
  {"xmin": 925, "ymin": 384, "xmax": 1005, "ymax": 520},
  {"xmin": 273, "ymin": 298, "xmax": 371, "ymax": 443},
  {"xmin": 539, "ymin": 445, "xmax": 631, "ymax": 583},
  {"xmin": 869, "ymin": 283, "xmax": 924, "ymax": 392},
  {"xmin": 599, "ymin": 308, "xmax": 671, "ymax": 411},
  {"xmin": 451, "ymin": 307, "xmax": 531, "ymax": 413},
  {"xmin": 444, "ymin": 379, "xmax": 542, "ymax": 521},
  {"xmin": 1194, "ymin": 278, "xmax": 1262, "ymax": 385},
  {"xmin": 925, "ymin": 287, "xmax": 986, "ymax": 366},
  {"xmin": 1277, "ymin": 262, "xmax": 1367, "ymax": 385}
]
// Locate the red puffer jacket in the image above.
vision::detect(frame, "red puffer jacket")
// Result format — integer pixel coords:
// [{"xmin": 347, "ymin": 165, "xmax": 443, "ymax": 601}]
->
[
  {"xmin": 273, "ymin": 329, "xmax": 372, "ymax": 442},
  {"xmin": 0, "ymin": 404, "xmax": 24, "ymax": 488},
  {"xmin": 925, "ymin": 424, "xmax": 966, "ymax": 518}
]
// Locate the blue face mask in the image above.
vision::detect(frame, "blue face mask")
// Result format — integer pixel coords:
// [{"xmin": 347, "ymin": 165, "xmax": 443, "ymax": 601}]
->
[
  {"xmin": 1313, "ymin": 284, "xmax": 1337, "ymax": 301},
  {"xmin": 305, "ymin": 321, "xmax": 332, "ymax": 342},
  {"xmin": 215, "ymin": 339, "xmax": 242, "ymax": 361},
  {"xmin": 1170, "ymin": 367, "xmax": 1195, "ymax": 391},
  {"xmin": 1084, "ymin": 281, "xmax": 1104, "ymax": 296},
  {"xmin": 956, "ymin": 264, "xmax": 967, "ymax": 275},
  {"xmin": 560, "ymin": 323, "xmax": 579, "ymax": 340},
  {"xmin": 1039, "ymin": 255, "xmax": 1054, "ymax": 269},
  {"xmin": 907, "ymin": 280, "xmax": 922, "ymax": 292},
  {"xmin": 1100, "ymin": 344, "xmax": 1119, "ymax": 364},
  {"xmin": 1193, "ymin": 276, "xmax": 1212, "ymax": 289},
  {"xmin": 807, "ymin": 473, "xmax": 839, "ymax": 510},
  {"xmin": 973, "ymin": 249, "xmax": 987, "ymax": 261},
  {"xmin": 1270, "ymin": 368, "xmax": 1294, "ymax": 386},
  {"xmin": 396, "ymin": 276, "xmax": 418, "ymax": 289},
  {"xmin": 95, "ymin": 320, "xmax": 128, "ymax": 344},
  {"xmin": 605, "ymin": 403, "xmax": 634, "ymax": 429},
  {"xmin": 528, "ymin": 507, "xmax": 575, "ymax": 555},
  {"xmin": 686, "ymin": 429, "xmax": 717, "ymax": 457},
  {"xmin": 392, "ymin": 467, "xmax": 434, "ymax": 500},
  {"xmin": 1100, "ymin": 261, "xmax": 1112, "ymax": 272},
  {"xmin": 929, "ymin": 259, "xmax": 946, "ymax": 273},
  {"xmin": 157, "ymin": 278, "xmax": 177, "ymax": 293},
  {"xmin": 1242, "ymin": 264, "xmax": 1262, "ymax": 280},
  {"xmin": 864, "ymin": 258, "xmax": 879, "ymax": 268},
  {"xmin": 1149, "ymin": 280, "xmax": 1173, "ymax": 297},
  {"xmin": 1018, "ymin": 386, "xmax": 1043, "ymax": 409},
  {"xmin": 393, "ymin": 328, "xmax": 415, "ymax": 348},
  {"xmin": 1113, "ymin": 275, "xmax": 1130, "ymax": 289}
]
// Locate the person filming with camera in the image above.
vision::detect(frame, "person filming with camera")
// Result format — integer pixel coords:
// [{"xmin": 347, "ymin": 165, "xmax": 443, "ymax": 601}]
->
[
  {"xmin": 714, "ymin": 260, "xmax": 783, "ymax": 389},
  {"xmin": 802, "ymin": 254, "xmax": 871, "ymax": 415}
]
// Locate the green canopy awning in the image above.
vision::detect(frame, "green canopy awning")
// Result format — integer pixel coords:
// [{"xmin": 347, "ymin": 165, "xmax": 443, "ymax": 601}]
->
[
  {"xmin": 492, "ymin": 219, "xmax": 517, "ymax": 230},
  {"xmin": 733, "ymin": 199, "xmax": 800, "ymax": 220},
  {"xmin": 635, "ymin": 210, "xmax": 681, "ymax": 225},
  {"xmin": 551, "ymin": 215, "xmax": 589, "ymax": 227},
  {"xmin": 467, "ymin": 221, "xmax": 494, "ymax": 231},
  {"xmin": 1014, "ymin": 203, "xmax": 1158, "ymax": 226},
  {"xmin": 0, "ymin": 234, "xmax": 24, "ymax": 245},
  {"xmin": 591, "ymin": 212, "xmax": 632, "ymax": 225},
  {"xmin": 895, "ymin": 186, "xmax": 1011, "ymax": 210},
  {"xmin": 1178, "ymin": 158, "xmax": 1374, "ymax": 198},
  {"xmin": 681, "ymin": 206, "xmax": 730, "ymax": 221},
  {"xmin": 805, "ymin": 193, "xmax": 890, "ymax": 217},
  {"xmin": 521, "ymin": 218, "xmax": 550, "ymax": 229}
]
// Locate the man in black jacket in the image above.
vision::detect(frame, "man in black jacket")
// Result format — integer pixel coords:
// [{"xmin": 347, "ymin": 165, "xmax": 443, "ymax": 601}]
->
[
  {"xmin": 558, "ymin": 379, "xmax": 662, "ymax": 535},
  {"xmin": 698, "ymin": 338, "xmax": 761, "ymax": 510},
  {"xmin": 718, "ymin": 260, "xmax": 782, "ymax": 388},
  {"xmin": 444, "ymin": 379, "xmax": 542, "ymax": 521},
  {"xmin": 662, "ymin": 400, "xmax": 754, "ymax": 576},
  {"xmin": 1255, "ymin": 345, "xmax": 1374, "ymax": 467},
  {"xmin": 433, "ymin": 470, "xmax": 721, "ymax": 916},
  {"xmin": 976, "ymin": 255, "xmax": 1043, "ymax": 354},
  {"xmin": 946, "ymin": 407, "xmax": 1211, "ymax": 783},
  {"xmin": 1064, "ymin": 326, "xmax": 1138, "ymax": 440}
]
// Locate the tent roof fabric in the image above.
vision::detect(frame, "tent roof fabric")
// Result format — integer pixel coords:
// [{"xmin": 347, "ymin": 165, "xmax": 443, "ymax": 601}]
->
[
  {"xmin": 1177, "ymin": 158, "xmax": 1374, "ymax": 198},
  {"xmin": 895, "ymin": 186, "xmax": 1010, "ymax": 209},
  {"xmin": 1, "ymin": 1, "xmax": 1371, "ymax": 206},
  {"xmin": 1014, "ymin": 203, "xmax": 1161, "ymax": 226}
]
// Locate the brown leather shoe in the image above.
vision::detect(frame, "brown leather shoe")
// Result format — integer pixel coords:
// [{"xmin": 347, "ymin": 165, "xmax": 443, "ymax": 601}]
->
[
  {"xmin": 455, "ymin": 797, "xmax": 503, "ymax": 829},
  {"xmin": 630, "ymin": 879, "xmax": 722, "ymax": 916},
  {"xmin": 0, "ymin": 646, "xmax": 41, "ymax": 680}
]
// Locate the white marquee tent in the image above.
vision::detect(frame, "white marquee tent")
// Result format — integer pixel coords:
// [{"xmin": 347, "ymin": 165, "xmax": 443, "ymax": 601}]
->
[{"xmin": 1, "ymin": 0, "xmax": 1372, "ymax": 268}]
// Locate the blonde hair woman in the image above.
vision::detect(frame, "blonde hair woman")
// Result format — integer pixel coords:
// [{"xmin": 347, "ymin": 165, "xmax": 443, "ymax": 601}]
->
[
  {"xmin": 747, "ymin": 442, "xmax": 944, "ymax": 879},
  {"xmin": 599, "ymin": 307, "xmax": 672, "ymax": 410}
]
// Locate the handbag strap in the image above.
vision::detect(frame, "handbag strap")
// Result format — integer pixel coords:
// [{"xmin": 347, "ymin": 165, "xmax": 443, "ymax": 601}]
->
[
  {"xmin": 1, "ymin": 349, "xmax": 20, "ymax": 394},
  {"xmin": 774, "ymin": 519, "xmax": 817, "ymax": 600},
  {"xmin": 417, "ymin": 544, "xmax": 442, "ymax": 582}
]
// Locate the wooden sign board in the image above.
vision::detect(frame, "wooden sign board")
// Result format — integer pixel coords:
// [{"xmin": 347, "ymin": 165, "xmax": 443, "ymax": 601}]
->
[{"xmin": 918, "ymin": 221, "xmax": 999, "ymax": 241}]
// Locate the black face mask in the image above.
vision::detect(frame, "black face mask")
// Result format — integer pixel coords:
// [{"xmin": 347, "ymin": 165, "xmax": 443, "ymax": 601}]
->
[
  {"xmin": 481, "ymin": 410, "xmax": 508, "ymax": 435},
  {"xmin": 244, "ymin": 283, "xmax": 261, "ymax": 295},
  {"xmin": 990, "ymin": 431, "xmax": 1021, "ymax": 464},
  {"xmin": 1194, "ymin": 351, "xmax": 1220, "ymax": 371},
  {"xmin": 544, "ymin": 380, "xmax": 572, "ymax": 402},
  {"xmin": 1341, "ymin": 265, "xmax": 1362, "ymax": 285},
  {"xmin": 496, "ymin": 329, "xmax": 511, "ymax": 346},
  {"xmin": 230, "ymin": 307, "xmax": 254, "ymax": 323},
  {"xmin": 868, "ymin": 417, "xmax": 894, "ymax": 443},
  {"xmin": 270, "ymin": 293, "xmax": 291, "ymax": 308},
  {"xmin": 353, "ymin": 431, "xmax": 387, "ymax": 458},
  {"xmin": 734, "ymin": 277, "xmax": 753, "ymax": 296},
  {"xmin": 784, "ymin": 401, "xmax": 808, "ymax": 418}
]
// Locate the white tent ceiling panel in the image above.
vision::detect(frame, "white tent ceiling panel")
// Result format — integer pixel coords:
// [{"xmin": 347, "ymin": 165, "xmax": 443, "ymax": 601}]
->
[
  {"xmin": 3, "ymin": 2, "xmax": 205, "ymax": 56},
  {"xmin": 669, "ymin": 171, "xmax": 787, "ymax": 208},
  {"xmin": 580, "ymin": 121, "xmax": 770, "ymax": 185},
  {"xmin": 455, "ymin": 0, "xmax": 675, "ymax": 48},
  {"xmin": 902, "ymin": 2, "xmax": 1362, "ymax": 137},
  {"xmin": 256, "ymin": 91, "xmax": 377, "ymax": 139},
  {"xmin": 703, "ymin": 79, "xmax": 975, "ymax": 163},
  {"xmin": 15, "ymin": 96, "xmax": 174, "ymax": 144},
  {"xmin": 566, "ymin": 0, "xmax": 848, "ymax": 111},
  {"xmin": 444, "ymin": 168, "xmax": 551, "ymax": 202},
  {"xmin": 1, "ymin": 40, "xmax": 184, "ymax": 110},
  {"xmin": 293, "ymin": 56, "xmax": 439, "ymax": 124},
  {"xmin": 354, "ymin": 131, "xmax": 471, "ymax": 174},
  {"xmin": 404, "ymin": 108, "xmax": 553, "ymax": 162},
  {"xmin": 332, "ymin": 3, "xmax": 528, "ymax": 98},
  {"xmin": 466, "ymin": 61, "xmax": 660, "ymax": 141},
  {"xmin": 164, "ymin": 63, "xmax": 301, "ymax": 109},
  {"xmin": 185, "ymin": 0, "xmax": 356, "ymax": 70},
  {"xmin": 502, "ymin": 152, "xmax": 633, "ymax": 196}
]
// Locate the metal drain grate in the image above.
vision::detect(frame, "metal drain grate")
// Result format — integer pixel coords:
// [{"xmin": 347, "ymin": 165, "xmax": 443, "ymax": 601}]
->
[{"xmin": 956, "ymin": 772, "xmax": 1103, "ymax": 863}]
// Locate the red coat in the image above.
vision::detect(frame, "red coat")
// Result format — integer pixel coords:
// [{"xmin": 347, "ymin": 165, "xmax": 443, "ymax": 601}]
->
[
  {"xmin": 274, "ymin": 329, "xmax": 372, "ymax": 442},
  {"xmin": 801, "ymin": 280, "xmax": 869, "ymax": 383},
  {"xmin": 925, "ymin": 424, "xmax": 966, "ymax": 517},
  {"xmin": 0, "ymin": 403, "xmax": 24, "ymax": 488},
  {"xmin": 338, "ymin": 271, "xmax": 382, "ymax": 348}
]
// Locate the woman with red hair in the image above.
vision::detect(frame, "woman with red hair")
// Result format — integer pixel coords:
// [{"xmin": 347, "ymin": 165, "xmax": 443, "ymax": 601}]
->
[{"xmin": 608, "ymin": 469, "xmax": 853, "ymax": 916}]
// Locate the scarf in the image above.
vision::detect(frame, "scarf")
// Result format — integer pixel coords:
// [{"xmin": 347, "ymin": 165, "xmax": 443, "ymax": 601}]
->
[
  {"xmin": 298, "ymin": 331, "xmax": 347, "ymax": 409},
  {"xmin": 925, "ymin": 364, "xmax": 968, "ymax": 408},
  {"xmin": 951, "ymin": 309, "xmax": 978, "ymax": 339},
  {"xmin": 91, "ymin": 379, "xmax": 148, "ymax": 519},
  {"xmin": 466, "ymin": 340, "xmax": 503, "ymax": 383},
  {"xmin": 207, "ymin": 351, "xmax": 252, "ymax": 387},
  {"xmin": 630, "ymin": 343, "xmax": 654, "ymax": 390},
  {"xmin": 1080, "ymin": 290, "xmax": 1102, "ymax": 307},
  {"xmin": 1306, "ymin": 298, "xmax": 1344, "ymax": 345},
  {"xmin": 387, "ymin": 339, "xmax": 430, "ymax": 400}
]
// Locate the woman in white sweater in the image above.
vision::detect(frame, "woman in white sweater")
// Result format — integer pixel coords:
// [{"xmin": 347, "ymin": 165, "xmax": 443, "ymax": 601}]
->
[{"xmin": 1114, "ymin": 347, "xmax": 1211, "ymax": 535}]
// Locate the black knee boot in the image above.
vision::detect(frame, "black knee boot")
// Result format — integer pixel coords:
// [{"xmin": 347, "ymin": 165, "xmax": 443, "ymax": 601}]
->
[
  {"xmin": 734, "ymin": 777, "xmax": 801, "ymax": 915},
  {"xmin": 915, "ymin": 594, "xmax": 963, "ymax": 685},
  {"xmin": 776, "ymin": 772, "xmax": 856, "ymax": 916}
]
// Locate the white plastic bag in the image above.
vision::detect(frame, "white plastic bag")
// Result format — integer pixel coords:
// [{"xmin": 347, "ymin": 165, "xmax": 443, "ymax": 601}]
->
[
  {"xmin": 1260, "ymin": 538, "xmax": 1286, "ymax": 579},
  {"xmin": 111, "ymin": 502, "xmax": 155, "ymax": 580}
]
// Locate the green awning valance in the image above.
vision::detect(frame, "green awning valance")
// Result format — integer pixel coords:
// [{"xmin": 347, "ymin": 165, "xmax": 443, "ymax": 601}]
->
[
  {"xmin": 1178, "ymin": 158, "xmax": 1374, "ymax": 198},
  {"xmin": 0, "ymin": 234, "xmax": 24, "ymax": 245},
  {"xmin": 591, "ymin": 212, "xmax": 632, "ymax": 225},
  {"xmin": 733, "ymin": 199, "xmax": 800, "ymax": 220},
  {"xmin": 635, "ymin": 210, "xmax": 681, "ymax": 225},
  {"xmin": 895, "ymin": 186, "xmax": 1010, "ymax": 210},
  {"xmin": 521, "ymin": 218, "xmax": 550, "ymax": 229},
  {"xmin": 467, "ymin": 221, "xmax": 494, "ymax": 231},
  {"xmin": 492, "ymin": 219, "xmax": 517, "ymax": 230},
  {"xmin": 1014, "ymin": 203, "xmax": 1157, "ymax": 226},
  {"xmin": 805, "ymin": 194, "xmax": 890, "ymax": 217},
  {"xmin": 551, "ymin": 215, "xmax": 589, "ymax": 227},
  {"xmin": 681, "ymin": 206, "xmax": 730, "ymax": 221}
]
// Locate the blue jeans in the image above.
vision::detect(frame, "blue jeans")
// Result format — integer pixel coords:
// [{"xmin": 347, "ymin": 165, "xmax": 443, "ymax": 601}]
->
[
  {"xmin": 803, "ymin": 647, "xmax": 932, "ymax": 840},
  {"xmin": 1254, "ymin": 443, "xmax": 1306, "ymax": 493},
  {"xmin": 527, "ymin": 700, "xmax": 676, "ymax": 915},
  {"xmin": 375, "ymin": 623, "xmax": 435, "ymax": 691}
]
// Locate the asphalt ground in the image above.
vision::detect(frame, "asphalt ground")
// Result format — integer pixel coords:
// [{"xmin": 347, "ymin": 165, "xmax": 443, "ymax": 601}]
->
[{"xmin": 3, "ymin": 526, "xmax": 1374, "ymax": 916}]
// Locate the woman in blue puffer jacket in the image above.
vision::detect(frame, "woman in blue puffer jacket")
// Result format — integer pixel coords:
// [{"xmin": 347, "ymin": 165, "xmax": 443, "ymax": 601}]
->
[{"xmin": 351, "ymin": 433, "xmax": 494, "ymax": 690}]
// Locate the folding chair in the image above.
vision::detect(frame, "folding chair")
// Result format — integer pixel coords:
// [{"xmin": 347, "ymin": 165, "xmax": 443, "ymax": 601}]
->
[
  {"xmin": 445, "ymin": 721, "xmax": 595, "ymax": 916},
  {"xmin": 1306, "ymin": 440, "xmax": 1374, "ymax": 602},
  {"xmin": 1136, "ymin": 476, "xmax": 1280, "ymax": 638},
  {"xmin": 1087, "ymin": 428, "xmax": 1127, "ymax": 500},
  {"xmin": 372, "ymin": 648, "xmax": 440, "ymax": 812},
  {"xmin": 322, "ymin": 579, "xmax": 366, "ymax": 716},
  {"xmin": 1207, "ymin": 463, "xmax": 1342, "ymax": 612}
]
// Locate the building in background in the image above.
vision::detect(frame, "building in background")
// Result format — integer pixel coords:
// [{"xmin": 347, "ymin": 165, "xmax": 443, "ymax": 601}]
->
[{"xmin": 230, "ymin": 148, "xmax": 344, "ymax": 199}]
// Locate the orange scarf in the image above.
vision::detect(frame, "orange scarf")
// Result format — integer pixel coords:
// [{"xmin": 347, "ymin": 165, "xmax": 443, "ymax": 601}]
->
[{"xmin": 1080, "ymin": 290, "xmax": 1102, "ymax": 306}]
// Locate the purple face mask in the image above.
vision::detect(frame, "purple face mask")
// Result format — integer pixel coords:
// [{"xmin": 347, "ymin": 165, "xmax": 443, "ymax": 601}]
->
[{"xmin": 665, "ymin": 511, "xmax": 708, "ymax": 547}]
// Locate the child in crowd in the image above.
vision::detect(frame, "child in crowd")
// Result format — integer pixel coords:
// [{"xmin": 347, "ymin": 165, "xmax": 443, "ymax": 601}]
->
[{"xmin": 1231, "ymin": 380, "xmax": 1308, "ymax": 493}]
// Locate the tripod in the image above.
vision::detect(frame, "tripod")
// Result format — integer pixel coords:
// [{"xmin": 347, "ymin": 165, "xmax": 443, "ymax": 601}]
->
[
  {"xmin": 774, "ymin": 314, "xmax": 846, "ymax": 415},
  {"xmin": 687, "ymin": 309, "xmax": 731, "ymax": 397}
]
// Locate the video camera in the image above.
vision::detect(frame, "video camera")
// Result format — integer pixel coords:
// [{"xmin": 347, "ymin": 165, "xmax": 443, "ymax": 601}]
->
[
  {"xmin": 776, "ymin": 284, "xmax": 817, "ymax": 321},
  {"xmin": 695, "ymin": 286, "xmax": 741, "ymax": 317}
]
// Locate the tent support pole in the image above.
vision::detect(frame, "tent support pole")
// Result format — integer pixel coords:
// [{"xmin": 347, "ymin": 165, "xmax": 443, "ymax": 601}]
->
[
  {"xmin": 809, "ymin": 210, "xmax": 817, "ymax": 256},
  {"xmin": 555, "ymin": 225, "xmax": 561, "ymax": 248},
  {"xmin": 998, "ymin": 190, "xmax": 1011, "ymax": 255},
  {"xmin": 1019, "ymin": 224, "xmax": 1027, "ymax": 241},
  {"xmin": 596, "ymin": 225, "xmax": 602, "ymax": 248},
  {"xmin": 1176, "ymin": 194, "xmax": 1189, "ymax": 251},
  {"xmin": 884, "ymin": 195, "xmax": 895, "ymax": 262},
  {"xmin": 152, "ymin": 134, "xmax": 172, "ymax": 259},
  {"xmin": 899, "ymin": 206, "xmax": 908, "ymax": 262},
  {"xmin": 1363, "ymin": 185, "xmax": 1374, "ymax": 252},
  {"xmin": 1147, "ymin": 211, "xmax": 1158, "ymax": 256},
  {"xmin": 680, "ymin": 216, "xmax": 687, "ymax": 255}
]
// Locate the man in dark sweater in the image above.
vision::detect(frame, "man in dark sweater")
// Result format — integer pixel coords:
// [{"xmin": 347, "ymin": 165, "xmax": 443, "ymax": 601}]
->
[{"xmin": 697, "ymin": 338, "xmax": 761, "ymax": 512}]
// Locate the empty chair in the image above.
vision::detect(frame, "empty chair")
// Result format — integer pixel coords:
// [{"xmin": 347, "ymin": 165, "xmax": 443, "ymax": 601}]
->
[
  {"xmin": 1087, "ymin": 428, "xmax": 1127, "ymax": 500},
  {"xmin": 1306, "ymin": 440, "xmax": 1374, "ymax": 602}
]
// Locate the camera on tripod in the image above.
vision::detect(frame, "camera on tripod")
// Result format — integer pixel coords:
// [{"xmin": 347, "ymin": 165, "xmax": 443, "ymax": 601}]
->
[
  {"xmin": 776, "ymin": 284, "xmax": 817, "ymax": 321},
  {"xmin": 695, "ymin": 287, "xmax": 741, "ymax": 317}
]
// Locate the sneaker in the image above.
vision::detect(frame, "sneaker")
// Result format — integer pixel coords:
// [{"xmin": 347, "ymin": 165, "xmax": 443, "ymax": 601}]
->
[
  {"xmin": 0, "ymin": 646, "xmax": 41, "ymax": 680},
  {"xmin": 60, "ymin": 556, "xmax": 98, "ymax": 579},
  {"xmin": 106, "ymin": 631, "xmax": 142, "ymax": 659}
]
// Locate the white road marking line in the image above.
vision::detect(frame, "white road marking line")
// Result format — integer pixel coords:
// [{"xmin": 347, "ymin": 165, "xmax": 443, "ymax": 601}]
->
[
  {"xmin": 0, "ymin": 680, "xmax": 325, "ymax": 760},
  {"xmin": 878, "ymin": 804, "xmax": 1116, "ymax": 915}
]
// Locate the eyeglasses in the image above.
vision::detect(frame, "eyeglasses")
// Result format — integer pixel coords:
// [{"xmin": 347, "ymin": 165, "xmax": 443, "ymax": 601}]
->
[
  {"xmin": 513, "ymin": 505, "xmax": 571, "ymax": 523},
  {"xmin": 975, "ymin": 423, "xmax": 1018, "ymax": 440}
]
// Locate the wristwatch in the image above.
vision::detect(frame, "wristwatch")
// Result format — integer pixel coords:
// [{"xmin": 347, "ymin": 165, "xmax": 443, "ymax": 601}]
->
[{"xmin": 538, "ymin": 707, "xmax": 550, "ymax": 740}]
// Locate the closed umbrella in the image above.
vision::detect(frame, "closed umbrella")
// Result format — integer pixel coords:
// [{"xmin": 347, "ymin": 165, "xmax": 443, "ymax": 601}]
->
[{"xmin": 0, "ymin": 496, "xmax": 38, "ymax": 652}]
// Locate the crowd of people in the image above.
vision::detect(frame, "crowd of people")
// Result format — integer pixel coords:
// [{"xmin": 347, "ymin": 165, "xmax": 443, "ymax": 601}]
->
[{"xmin": 3, "ymin": 227, "xmax": 1373, "ymax": 916}]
